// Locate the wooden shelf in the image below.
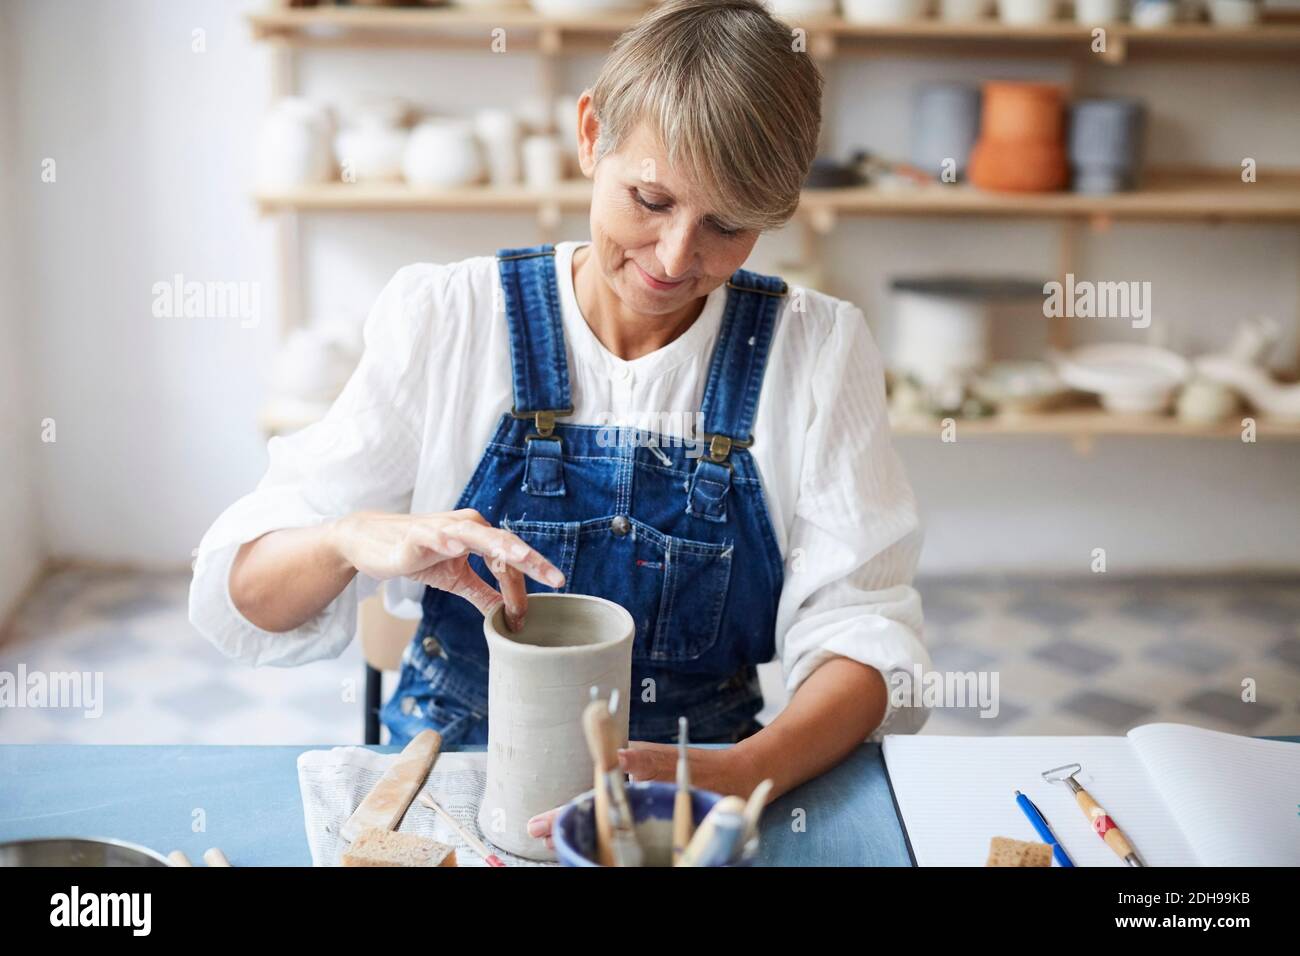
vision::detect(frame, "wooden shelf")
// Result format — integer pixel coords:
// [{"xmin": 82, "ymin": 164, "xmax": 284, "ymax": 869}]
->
[
  {"xmin": 254, "ymin": 179, "xmax": 595, "ymax": 214},
  {"xmin": 891, "ymin": 406, "xmax": 1300, "ymax": 439},
  {"xmin": 254, "ymin": 169, "xmax": 1300, "ymax": 224},
  {"xmin": 248, "ymin": 7, "xmax": 1300, "ymax": 62}
]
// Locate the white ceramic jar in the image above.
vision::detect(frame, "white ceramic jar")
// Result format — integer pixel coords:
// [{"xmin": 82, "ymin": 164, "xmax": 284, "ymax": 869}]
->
[
  {"xmin": 523, "ymin": 135, "xmax": 566, "ymax": 189},
  {"xmin": 1075, "ymin": 0, "xmax": 1126, "ymax": 22},
  {"xmin": 477, "ymin": 594, "xmax": 635, "ymax": 861},
  {"xmin": 474, "ymin": 108, "xmax": 522, "ymax": 187},
  {"xmin": 402, "ymin": 119, "xmax": 485, "ymax": 188},
  {"xmin": 939, "ymin": 0, "xmax": 994, "ymax": 20},
  {"xmin": 842, "ymin": 0, "xmax": 932, "ymax": 22},
  {"xmin": 1208, "ymin": 0, "xmax": 1260, "ymax": 25},
  {"xmin": 257, "ymin": 98, "xmax": 336, "ymax": 189},
  {"xmin": 997, "ymin": 0, "xmax": 1059, "ymax": 24}
]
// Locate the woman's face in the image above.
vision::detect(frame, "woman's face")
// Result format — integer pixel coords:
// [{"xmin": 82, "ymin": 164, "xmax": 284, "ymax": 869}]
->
[{"xmin": 577, "ymin": 95, "xmax": 760, "ymax": 318}]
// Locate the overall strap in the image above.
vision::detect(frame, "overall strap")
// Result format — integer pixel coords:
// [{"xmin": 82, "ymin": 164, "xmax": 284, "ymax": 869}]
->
[
  {"xmin": 497, "ymin": 244, "xmax": 572, "ymax": 431},
  {"xmin": 687, "ymin": 268, "xmax": 787, "ymax": 523},
  {"xmin": 497, "ymin": 244, "xmax": 571, "ymax": 497}
]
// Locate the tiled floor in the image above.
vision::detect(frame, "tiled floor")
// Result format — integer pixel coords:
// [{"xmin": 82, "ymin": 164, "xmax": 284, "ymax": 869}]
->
[{"xmin": 0, "ymin": 568, "xmax": 1297, "ymax": 745}]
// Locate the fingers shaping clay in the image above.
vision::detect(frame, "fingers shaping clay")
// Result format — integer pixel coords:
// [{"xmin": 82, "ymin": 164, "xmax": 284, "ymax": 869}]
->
[
  {"xmin": 341, "ymin": 729, "xmax": 443, "ymax": 844},
  {"xmin": 477, "ymin": 593, "xmax": 634, "ymax": 861}
]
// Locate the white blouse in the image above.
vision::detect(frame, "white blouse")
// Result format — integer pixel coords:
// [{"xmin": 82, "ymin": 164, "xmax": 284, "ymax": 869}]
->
[{"xmin": 188, "ymin": 240, "xmax": 931, "ymax": 739}]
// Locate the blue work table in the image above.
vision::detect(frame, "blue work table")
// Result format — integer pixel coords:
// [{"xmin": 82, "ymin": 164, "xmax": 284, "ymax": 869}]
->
[{"xmin": 0, "ymin": 743, "xmax": 910, "ymax": 867}]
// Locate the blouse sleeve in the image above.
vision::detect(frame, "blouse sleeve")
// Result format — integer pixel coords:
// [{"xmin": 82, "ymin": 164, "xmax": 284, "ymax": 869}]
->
[
  {"xmin": 774, "ymin": 299, "xmax": 931, "ymax": 739},
  {"xmin": 187, "ymin": 264, "xmax": 442, "ymax": 667}
]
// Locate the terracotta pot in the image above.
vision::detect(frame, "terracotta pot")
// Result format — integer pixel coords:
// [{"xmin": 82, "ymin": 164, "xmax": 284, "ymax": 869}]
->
[
  {"xmin": 969, "ymin": 139, "xmax": 1068, "ymax": 192},
  {"xmin": 980, "ymin": 82, "xmax": 1066, "ymax": 142}
]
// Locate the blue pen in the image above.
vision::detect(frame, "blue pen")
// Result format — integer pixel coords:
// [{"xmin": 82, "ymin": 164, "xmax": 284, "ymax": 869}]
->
[{"xmin": 1015, "ymin": 790, "xmax": 1075, "ymax": 867}]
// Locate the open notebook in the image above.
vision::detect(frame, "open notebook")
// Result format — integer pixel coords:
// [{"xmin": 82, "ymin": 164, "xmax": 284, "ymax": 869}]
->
[{"xmin": 882, "ymin": 723, "xmax": 1300, "ymax": 866}]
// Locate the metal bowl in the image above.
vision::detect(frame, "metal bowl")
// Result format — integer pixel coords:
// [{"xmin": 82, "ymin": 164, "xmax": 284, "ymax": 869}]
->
[{"xmin": 0, "ymin": 837, "xmax": 171, "ymax": 867}]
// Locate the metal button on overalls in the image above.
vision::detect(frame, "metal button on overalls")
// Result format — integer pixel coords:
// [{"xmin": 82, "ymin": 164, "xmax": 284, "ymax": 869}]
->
[
  {"xmin": 611, "ymin": 515, "xmax": 631, "ymax": 537},
  {"xmin": 422, "ymin": 635, "xmax": 442, "ymax": 657}
]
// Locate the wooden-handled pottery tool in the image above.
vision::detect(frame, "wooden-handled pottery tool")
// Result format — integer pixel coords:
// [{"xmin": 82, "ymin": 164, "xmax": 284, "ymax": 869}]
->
[
  {"xmin": 418, "ymin": 793, "xmax": 506, "ymax": 867},
  {"xmin": 341, "ymin": 729, "xmax": 443, "ymax": 844},
  {"xmin": 741, "ymin": 778, "xmax": 774, "ymax": 845},
  {"xmin": 679, "ymin": 795, "xmax": 747, "ymax": 867},
  {"xmin": 582, "ymin": 691, "xmax": 643, "ymax": 867},
  {"xmin": 202, "ymin": 847, "xmax": 232, "ymax": 867},
  {"xmin": 1042, "ymin": 762, "xmax": 1144, "ymax": 867},
  {"xmin": 672, "ymin": 716, "xmax": 693, "ymax": 866}
]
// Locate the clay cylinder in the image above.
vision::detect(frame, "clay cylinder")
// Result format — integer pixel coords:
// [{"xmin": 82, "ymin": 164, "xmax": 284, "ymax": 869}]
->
[{"xmin": 476, "ymin": 593, "xmax": 634, "ymax": 861}]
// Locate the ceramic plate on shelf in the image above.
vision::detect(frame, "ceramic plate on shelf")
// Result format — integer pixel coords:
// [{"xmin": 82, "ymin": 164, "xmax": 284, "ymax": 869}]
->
[
  {"xmin": 1052, "ymin": 343, "xmax": 1190, "ymax": 414},
  {"xmin": 971, "ymin": 360, "xmax": 1071, "ymax": 412}
]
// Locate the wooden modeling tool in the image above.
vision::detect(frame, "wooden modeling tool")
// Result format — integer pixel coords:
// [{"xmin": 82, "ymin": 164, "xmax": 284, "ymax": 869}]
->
[
  {"xmin": 679, "ymin": 796, "xmax": 747, "ymax": 867},
  {"xmin": 341, "ymin": 729, "xmax": 443, "ymax": 844},
  {"xmin": 418, "ymin": 793, "xmax": 506, "ymax": 867},
  {"xmin": 741, "ymin": 778, "xmax": 775, "ymax": 845},
  {"xmin": 672, "ymin": 716, "xmax": 693, "ymax": 866},
  {"xmin": 1042, "ymin": 762, "xmax": 1144, "ymax": 867},
  {"xmin": 582, "ymin": 691, "xmax": 643, "ymax": 867},
  {"xmin": 167, "ymin": 850, "xmax": 192, "ymax": 867},
  {"xmin": 586, "ymin": 689, "xmax": 615, "ymax": 866},
  {"xmin": 202, "ymin": 847, "xmax": 232, "ymax": 867}
]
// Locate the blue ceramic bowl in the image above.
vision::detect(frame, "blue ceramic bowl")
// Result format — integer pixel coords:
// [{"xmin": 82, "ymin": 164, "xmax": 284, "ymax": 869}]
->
[{"xmin": 553, "ymin": 781, "xmax": 757, "ymax": 867}]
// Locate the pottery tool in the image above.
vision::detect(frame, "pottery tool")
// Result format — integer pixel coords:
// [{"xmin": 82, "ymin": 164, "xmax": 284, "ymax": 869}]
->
[
  {"xmin": 1042, "ymin": 763, "xmax": 1144, "ymax": 867},
  {"xmin": 202, "ymin": 847, "xmax": 231, "ymax": 867},
  {"xmin": 582, "ymin": 694, "xmax": 643, "ymax": 867},
  {"xmin": 341, "ymin": 729, "xmax": 443, "ymax": 843},
  {"xmin": 679, "ymin": 796, "xmax": 747, "ymax": 867},
  {"xmin": 418, "ymin": 793, "xmax": 506, "ymax": 867},
  {"xmin": 1014, "ymin": 790, "xmax": 1074, "ymax": 867},
  {"xmin": 672, "ymin": 717, "xmax": 693, "ymax": 866},
  {"xmin": 741, "ymin": 778, "xmax": 775, "ymax": 845},
  {"xmin": 167, "ymin": 850, "xmax": 192, "ymax": 867}
]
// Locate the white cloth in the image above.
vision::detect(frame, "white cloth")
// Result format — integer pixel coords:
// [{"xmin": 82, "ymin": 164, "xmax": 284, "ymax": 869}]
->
[{"xmin": 189, "ymin": 240, "xmax": 930, "ymax": 738}]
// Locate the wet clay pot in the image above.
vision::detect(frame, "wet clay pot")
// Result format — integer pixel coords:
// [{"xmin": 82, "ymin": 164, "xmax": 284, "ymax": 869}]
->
[{"xmin": 476, "ymin": 593, "xmax": 634, "ymax": 861}]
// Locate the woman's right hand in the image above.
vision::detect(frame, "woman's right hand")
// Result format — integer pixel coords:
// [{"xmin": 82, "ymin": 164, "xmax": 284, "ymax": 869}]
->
[{"xmin": 328, "ymin": 508, "xmax": 565, "ymax": 631}]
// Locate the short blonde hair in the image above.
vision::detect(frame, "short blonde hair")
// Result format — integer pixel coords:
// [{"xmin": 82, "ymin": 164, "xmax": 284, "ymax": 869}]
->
[{"xmin": 590, "ymin": 0, "xmax": 823, "ymax": 232}]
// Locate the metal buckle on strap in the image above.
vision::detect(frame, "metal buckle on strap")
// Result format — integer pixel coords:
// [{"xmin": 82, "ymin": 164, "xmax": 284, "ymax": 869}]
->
[
  {"xmin": 512, "ymin": 406, "xmax": 573, "ymax": 441},
  {"xmin": 701, "ymin": 432, "xmax": 753, "ymax": 467}
]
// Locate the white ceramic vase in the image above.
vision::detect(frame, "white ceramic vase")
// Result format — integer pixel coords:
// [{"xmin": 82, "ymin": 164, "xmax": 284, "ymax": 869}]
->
[
  {"xmin": 334, "ymin": 122, "xmax": 408, "ymax": 184},
  {"xmin": 477, "ymin": 594, "xmax": 635, "ymax": 861},
  {"xmin": 474, "ymin": 108, "xmax": 522, "ymax": 187},
  {"xmin": 402, "ymin": 119, "xmax": 485, "ymax": 188}
]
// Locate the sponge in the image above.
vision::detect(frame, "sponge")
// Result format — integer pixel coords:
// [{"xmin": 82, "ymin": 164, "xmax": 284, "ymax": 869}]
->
[
  {"xmin": 986, "ymin": 836, "xmax": 1053, "ymax": 867},
  {"xmin": 342, "ymin": 828, "xmax": 458, "ymax": 868}
]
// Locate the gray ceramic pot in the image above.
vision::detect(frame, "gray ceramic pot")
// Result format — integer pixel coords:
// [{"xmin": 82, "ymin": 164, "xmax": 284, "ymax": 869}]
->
[
  {"xmin": 1068, "ymin": 98, "xmax": 1147, "ymax": 194},
  {"xmin": 911, "ymin": 83, "xmax": 983, "ymax": 181},
  {"xmin": 476, "ymin": 593, "xmax": 634, "ymax": 861}
]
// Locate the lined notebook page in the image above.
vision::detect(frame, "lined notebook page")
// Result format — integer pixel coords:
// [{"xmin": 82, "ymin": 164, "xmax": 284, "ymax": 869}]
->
[
  {"xmin": 1129, "ymin": 723, "xmax": 1300, "ymax": 866},
  {"xmin": 882, "ymin": 734, "xmax": 1200, "ymax": 866}
]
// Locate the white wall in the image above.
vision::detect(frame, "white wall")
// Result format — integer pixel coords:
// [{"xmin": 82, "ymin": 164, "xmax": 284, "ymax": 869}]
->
[
  {"xmin": 0, "ymin": 2, "xmax": 45, "ymax": 620},
  {"xmin": 9, "ymin": 0, "xmax": 1300, "ymax": 576}
]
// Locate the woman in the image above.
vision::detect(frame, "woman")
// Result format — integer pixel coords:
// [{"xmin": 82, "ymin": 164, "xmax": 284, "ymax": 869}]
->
[{"xmin": 190, "ymin": 0, "xmax": 929, "ymax": 844}]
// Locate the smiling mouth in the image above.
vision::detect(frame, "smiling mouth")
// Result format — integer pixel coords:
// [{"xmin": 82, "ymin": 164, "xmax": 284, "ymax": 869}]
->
[{"xmin": 634, "ymin": 261, "xmax": 686, "ymax": 290}]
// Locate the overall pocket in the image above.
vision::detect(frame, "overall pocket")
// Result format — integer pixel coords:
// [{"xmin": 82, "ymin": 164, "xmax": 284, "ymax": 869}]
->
[
  {"xmin": 649, "ymin": 533, "xmax": 734, "ymax": 662},
  {"xmin": 499, "ymin": 517, "xmax": 579, "ymax": 592}
]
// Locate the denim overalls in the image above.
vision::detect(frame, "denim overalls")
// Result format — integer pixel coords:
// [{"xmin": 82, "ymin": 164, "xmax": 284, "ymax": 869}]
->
[{"xmin": 381, "ymin": 244, "xmax": 787, "ymax": 747}]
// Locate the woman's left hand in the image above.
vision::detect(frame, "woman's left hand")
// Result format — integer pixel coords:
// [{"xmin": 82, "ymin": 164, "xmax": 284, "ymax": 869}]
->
[{"xmin": 525, "ymin": 743, "xmax": 757, "ymax": 849}]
